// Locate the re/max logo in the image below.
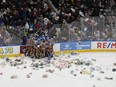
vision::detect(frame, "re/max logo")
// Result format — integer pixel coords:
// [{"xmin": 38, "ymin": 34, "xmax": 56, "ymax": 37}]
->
[{"xmin": 97, "ymin": 42, "xmax": 116, "ymax": 48}]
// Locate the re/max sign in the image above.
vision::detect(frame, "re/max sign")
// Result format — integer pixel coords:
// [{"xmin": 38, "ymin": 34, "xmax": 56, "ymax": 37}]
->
[{"xmin": 97, "ymin": 42, "xmax": 116, "ymax": 48}]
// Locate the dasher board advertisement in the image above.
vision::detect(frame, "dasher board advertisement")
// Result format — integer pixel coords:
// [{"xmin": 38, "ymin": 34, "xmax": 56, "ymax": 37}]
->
[{"xmin": 91, "ymin": 42, "xmax": 116, "ymax": 49}]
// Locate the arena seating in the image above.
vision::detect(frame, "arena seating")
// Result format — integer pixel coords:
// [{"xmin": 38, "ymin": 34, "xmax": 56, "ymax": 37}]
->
[{"xmin": 0, "ymin": 0, "xmax": 116, "ymax": 46}]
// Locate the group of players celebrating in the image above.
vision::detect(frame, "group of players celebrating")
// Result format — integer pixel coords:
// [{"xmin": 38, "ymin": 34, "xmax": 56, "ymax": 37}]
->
[{"xmin": 22, "ymin": 37, "xmax": 54, "ymax": 59}]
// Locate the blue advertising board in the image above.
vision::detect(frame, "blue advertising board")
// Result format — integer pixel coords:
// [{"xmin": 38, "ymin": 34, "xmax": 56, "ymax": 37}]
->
[
  {"xmin": 60, "ymin": 42, "xmax": 91, "ymax": 51},
  {"xmin": 60, "ymin": 42, "xmax": 77, "ymax": 50},
  {"xmin": 76, "ymin": 41, "xmax": 91, "ymax": 49}
]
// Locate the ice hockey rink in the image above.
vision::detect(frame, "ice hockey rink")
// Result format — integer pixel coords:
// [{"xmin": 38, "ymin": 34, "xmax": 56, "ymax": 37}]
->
[{"xmin": 0, "ymin": 52, "xmax": 116, "ymax": 87}]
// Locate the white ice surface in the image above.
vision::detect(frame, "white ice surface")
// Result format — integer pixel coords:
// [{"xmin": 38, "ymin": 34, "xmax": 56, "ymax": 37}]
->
[{"xmin": 0, "ymin": 52, "xmax": 116, "ymax": 87}]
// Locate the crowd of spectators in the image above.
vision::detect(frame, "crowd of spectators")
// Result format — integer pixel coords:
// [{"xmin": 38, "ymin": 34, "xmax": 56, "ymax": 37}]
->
[
  {"xmin": 0, "ymin": 0, "xmax": 116, "ymax": 46},
  {"xmin": 0, "ymin": 25, "xmax": 22, "ymax": 46},
  {"xmin": 51, "ymin": 0, "xmax": 116, "ymax": 23},
  {"xmin": 72, "ymin": 16, "xmax": 116, "ymax": 41}
]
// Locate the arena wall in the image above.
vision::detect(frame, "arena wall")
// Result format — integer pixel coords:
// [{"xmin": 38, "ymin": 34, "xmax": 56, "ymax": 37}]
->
[
  {"xmin": 0, "ymin": 46, "xmax": 22, "ymax": 58},
  {"xmin": 0, "ymin": 41, "xmax": 116, "ymax": 58},
  {"xmin": 53, "ymin": 41, "xmax": 116, "ymax": 55}
]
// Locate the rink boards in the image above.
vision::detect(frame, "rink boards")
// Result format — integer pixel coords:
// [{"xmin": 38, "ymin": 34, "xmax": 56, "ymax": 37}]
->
[
  {"xmin": 0, "ymin": 41, "xmax": 116, "ymax": 57},
  {"xmin": 0, "ymin": 46, "xmax": 22, "ymax": 58},
  {"xmin": 54, "ymin": 41, "xmax": 116, "ymax": 54}
]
